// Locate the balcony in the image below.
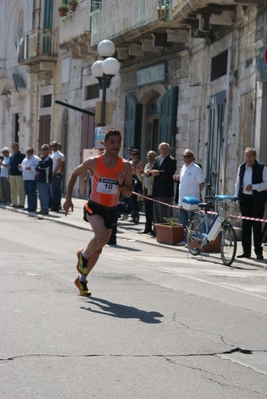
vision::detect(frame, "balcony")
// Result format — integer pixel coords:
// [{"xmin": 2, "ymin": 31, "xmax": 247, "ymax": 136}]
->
[
  {"xmin": 18, "ymin": 29, "xmax": 58, "ymax": 71},
  {"xmin": 58, "ymin": 0, "xmax": 95, "ymax": 59},
  {"xmin": 172, "ymin": 0, "xmax": 237, "ymax": 38},
  {"xmin": 90, "ymin": 0, "xmax": 189, "ymax": 61}
]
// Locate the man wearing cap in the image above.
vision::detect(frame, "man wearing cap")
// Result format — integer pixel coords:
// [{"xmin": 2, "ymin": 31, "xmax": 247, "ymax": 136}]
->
[
  {"xmin": 9, "ymin": 142, "xmax": 25, "ymax": 207},
  {"xmin": 0, "ymin": 147, "xmax": 11, "ymax": 204}
]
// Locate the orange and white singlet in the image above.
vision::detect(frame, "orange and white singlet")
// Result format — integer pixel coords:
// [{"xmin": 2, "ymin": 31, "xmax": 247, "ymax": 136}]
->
[{"xmin": 90, "ymin": 155, "xmax": 124, "ymax": 207}]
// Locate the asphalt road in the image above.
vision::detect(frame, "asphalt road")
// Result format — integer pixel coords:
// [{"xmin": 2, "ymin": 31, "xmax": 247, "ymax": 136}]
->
[{"xmin": 0, "ymin": 210, "xmax": 266, "ymax": 399}]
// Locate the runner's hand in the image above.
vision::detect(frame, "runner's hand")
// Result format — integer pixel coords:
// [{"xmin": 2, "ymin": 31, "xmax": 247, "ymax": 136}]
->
[
  {"xmin": 63, "ymin": 199, "xmax": 74, "ymax": 216},
  {"xmin": 117, "ymin": 170, "xmax": 125, "ymax": 186}
]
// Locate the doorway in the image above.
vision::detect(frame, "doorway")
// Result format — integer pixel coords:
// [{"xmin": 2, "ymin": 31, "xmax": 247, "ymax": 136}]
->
[
  {"xmin": 206, "ymin": 90, "xmax": 226, "ymax": 194},
  {"xmin": 146, "ymin": 96, "xmax": 160, "ymax": 153}
]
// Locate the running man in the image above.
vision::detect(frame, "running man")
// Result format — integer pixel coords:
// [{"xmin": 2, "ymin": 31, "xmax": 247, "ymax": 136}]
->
[{"xmin": 63, "ymin": 129, "xmax": 132, "ymax": 296}]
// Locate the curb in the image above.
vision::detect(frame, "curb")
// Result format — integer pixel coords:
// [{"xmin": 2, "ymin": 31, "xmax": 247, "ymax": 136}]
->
[{"xmin": 1, "ymin": 203, "xmax": 267, "ymax": 270}]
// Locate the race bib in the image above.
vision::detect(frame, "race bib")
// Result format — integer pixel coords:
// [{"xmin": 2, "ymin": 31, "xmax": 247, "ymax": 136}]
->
[{"xmin": 96, "ymin": 178, "xmax": 119, "ymax": 195}]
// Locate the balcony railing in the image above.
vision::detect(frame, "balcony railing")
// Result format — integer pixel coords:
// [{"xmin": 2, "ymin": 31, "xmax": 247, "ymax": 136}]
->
[
  {"xmin": 18, "ymin": 29, "xmax": 58, "ymax": 64},
  {"xmin": 59, "ymin": 0, "xmax": 91, "ymax": 46},
  {"xmin": 91, "ymin": 0, "xmax": 173, "ymax": 46},
  {"xmin": 172, "ymin": 0, "xmax": 235, "ymax": 20}
]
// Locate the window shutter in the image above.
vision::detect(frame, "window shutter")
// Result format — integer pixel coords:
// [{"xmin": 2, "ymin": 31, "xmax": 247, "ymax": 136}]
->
[
  {"xmin": 43, "ymin": 0, "xmax": 53, "ymax": 29},
  {"xmin": 124, "ymin": 95, "xmax": 143, "ymax": 158},
  {"xmin": 158, "ymin": 86, "xmax": 178, "ymax": 155}
]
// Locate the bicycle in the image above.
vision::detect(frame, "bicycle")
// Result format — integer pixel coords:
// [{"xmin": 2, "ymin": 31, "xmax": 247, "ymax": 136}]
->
[{"xmin": 183, "ymin": 195, "xmax": 237, "ymax": 266}]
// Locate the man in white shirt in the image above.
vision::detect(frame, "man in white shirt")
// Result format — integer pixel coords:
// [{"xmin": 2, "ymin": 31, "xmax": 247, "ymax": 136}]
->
[
  {"xmin": 174, "ymin": 149, "xmax": 205, "ymax": 234},
  {"xmin": 50, "ymin": 141, "xmax": 63, "ymax": 212},
  {"xmin": 18, "ymin": 147, "xmax": 40, "ymax": 211},
  {"xmin": 0, "ymin": 147, "xmax": 11, "ymax": 204}
]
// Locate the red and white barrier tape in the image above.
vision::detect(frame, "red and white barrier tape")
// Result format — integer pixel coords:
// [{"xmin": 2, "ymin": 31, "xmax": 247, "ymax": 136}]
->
[{"xmin": 132, "ymin": 191, "xmax": 267, "ymax": 223}]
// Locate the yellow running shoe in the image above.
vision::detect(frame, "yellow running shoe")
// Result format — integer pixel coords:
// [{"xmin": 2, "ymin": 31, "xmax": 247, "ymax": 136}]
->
[
  {"xmin": 74, "ymin": 277, "xmax": 91, "ymax": 296},
  {"xmin": 76, "ymin": 249, "xmax": 89, "ymax": 275}
]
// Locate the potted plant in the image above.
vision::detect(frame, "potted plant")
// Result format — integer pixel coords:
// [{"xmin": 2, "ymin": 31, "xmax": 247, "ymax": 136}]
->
[
  {"xmin": 154, "ymin": 217, "xmax": 184, "ymax": 245},
  {"xmin": 69, "ymin": 0, "xmax": 78, "ymax": 11},
  {"xmin": 58, "ymin": 5, "xmax": 69, "ymax": 17}
]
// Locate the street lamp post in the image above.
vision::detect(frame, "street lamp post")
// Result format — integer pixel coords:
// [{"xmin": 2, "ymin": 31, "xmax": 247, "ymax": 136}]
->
[{"xmin": 92, "ymin": 40, "xmax": 120, "ymax": 127}]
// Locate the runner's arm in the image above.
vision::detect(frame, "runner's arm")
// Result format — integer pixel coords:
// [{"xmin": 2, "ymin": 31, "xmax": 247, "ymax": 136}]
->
[
  {"xmin": 63, "ymin": 158, "xmax": 94, "ymax": 215},
  {"xmin": 119, "ymin": 162, "xmax": 133, "ymax": 197}
]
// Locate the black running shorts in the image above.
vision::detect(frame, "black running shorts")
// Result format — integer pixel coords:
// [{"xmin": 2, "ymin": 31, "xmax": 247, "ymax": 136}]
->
[{"xmin": 83, "ymin": 201, "xmax": 117, "ymax": 229}]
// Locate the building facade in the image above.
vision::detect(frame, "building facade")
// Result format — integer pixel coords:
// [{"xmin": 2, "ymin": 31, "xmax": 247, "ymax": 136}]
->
[{"xmin": 0, "ymin": 0, "xmax": 267, "ymax": 198}]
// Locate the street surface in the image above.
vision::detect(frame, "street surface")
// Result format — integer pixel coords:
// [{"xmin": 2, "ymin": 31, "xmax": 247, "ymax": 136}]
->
[{"xmin": 0, "ymin": 209, "xmax": 266, "ymax": 399}]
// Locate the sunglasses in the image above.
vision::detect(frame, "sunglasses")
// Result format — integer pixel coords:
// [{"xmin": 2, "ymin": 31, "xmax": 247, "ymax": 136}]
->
[
  {"xmin": 131, "ymin": 153, "xmax": 138, "ymax": 156},
  {"xmin": 183, "ymin": 155, "xmax": 193, "ymax": 158}
]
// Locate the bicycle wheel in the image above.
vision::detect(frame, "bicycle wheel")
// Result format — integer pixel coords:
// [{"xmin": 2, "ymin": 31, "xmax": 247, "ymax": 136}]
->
[
  {"xmin": 187, "ymin": 213, "xmax": 203, "ymax": 256},
  {"xmin": 220, "ymin": 223, "xmax": 237, "ymax": 266}
]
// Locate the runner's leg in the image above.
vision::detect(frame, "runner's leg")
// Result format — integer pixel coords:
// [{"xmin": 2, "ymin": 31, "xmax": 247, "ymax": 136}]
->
[{"xmin": 82, "ymin": 214, "xmax": 112, "ymax": 275}]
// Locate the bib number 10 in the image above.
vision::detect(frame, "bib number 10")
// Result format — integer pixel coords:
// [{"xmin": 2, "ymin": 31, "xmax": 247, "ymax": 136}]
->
[{"xmin": 97, "ymin": 178, "xmax": 118, "ymax": 195}]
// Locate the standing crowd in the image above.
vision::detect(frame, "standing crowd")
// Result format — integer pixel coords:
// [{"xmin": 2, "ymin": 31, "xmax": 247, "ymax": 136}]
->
[
  {"xmin": 1, "ymin": 133, "xmax": 266, "ymax": 298},
  {"xmin": 0, "ymin": 141, "xmax": 65, "ymax": 215}
]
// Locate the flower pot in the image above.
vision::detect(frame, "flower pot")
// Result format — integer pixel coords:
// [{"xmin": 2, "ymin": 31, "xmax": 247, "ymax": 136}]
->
[
  {"xmin": 58, "ymin": 9, "xmax": 67, "ymax": 17},
  {"xmin": 189, "ymin": 233, "xmax": 221, "ymax": 253},
  {"xmin": 154, "ymin": 223, "xmax": 184, "ymax": 245},
  {"xmin": 69, "ymin": 2, "xmax": 77, "ymax": 11},
  {"xmin": 202, "ymin": 233, "xmax": 221, "ymax": 252}
]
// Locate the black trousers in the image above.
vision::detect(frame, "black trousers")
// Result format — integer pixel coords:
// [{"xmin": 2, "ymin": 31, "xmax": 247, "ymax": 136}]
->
[
  {"xmin": 240, "ymin": 195, "xmax": 264, "ymax": 256},
  {"xmin": 144, "ymin": 195, "xmax": 153, "ymax": 232}
]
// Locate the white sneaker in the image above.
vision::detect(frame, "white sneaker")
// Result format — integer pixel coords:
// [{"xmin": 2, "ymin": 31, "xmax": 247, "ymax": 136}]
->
[{"xmin": 177, "ymin": 241, "xmax": 186, "ymax": 246}]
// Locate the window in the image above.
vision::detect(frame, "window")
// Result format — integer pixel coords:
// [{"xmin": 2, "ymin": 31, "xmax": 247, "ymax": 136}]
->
[
  {"xmin": 85, "ymin": 84, "xmax": 100, "ymax": 100},
  {"xmin": 91, "ymin": 1, "xmax": 102, "ymax": 13},
  {"xmin": 211, "ymin": 50, "xmax": 228, "ymax": 82},
  {"xmin": 41, "ymin": 94, "xmax": 52, "ymax": 108}
]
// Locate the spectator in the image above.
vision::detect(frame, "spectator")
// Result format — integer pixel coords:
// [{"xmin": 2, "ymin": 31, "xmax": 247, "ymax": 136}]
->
[
  {"xmin": 18, "ymin": 147, "xmax": 40, "ymax": 211},
  {"xmin": 235, "ymin": 147, "xmax": 267, "ymax": 260},
  {"xmin": 50, "ymin": 141, "xmax": 64, "ymax": 212},
  {"xmin": 129, "ymin": 149, "xmax": 143, "ymax": 222},
  {"xmin": 9, "ymin": 142, "xmax": 25, "ymax": 208},
  {"xmin": 35, "ymin": 144, "xmax": 53, "ymax": 215},
  {"xmin": 57, "ymin": 143, "xmax": 65, "ymax": 209},
  {"xmin": 174, "ymin": 149, "xmax": 205, "ymax": 244},
  {"xmin": 137, "ymin": 150, "xmax": 156, "ymax": 234},
  {"xmin": 149, "ymin": 142, "xmax": 177, "ymax": 232},
  {"xmin": 127, "ymin": 146, "xmax": 133, "ymax": 161},
  {"xmin": 0, "ymin": 147, "xmax": 11, "ymax": 204},
  {"xmin": 0, "ymin": 154, "xmax": 3, "ymax": 202}
]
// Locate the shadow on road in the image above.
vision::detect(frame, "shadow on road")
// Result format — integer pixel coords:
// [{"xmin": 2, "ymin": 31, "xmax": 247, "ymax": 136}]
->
[{"xmin": 81, "ymin": 297, "xmax": 164, "ymax": 324}]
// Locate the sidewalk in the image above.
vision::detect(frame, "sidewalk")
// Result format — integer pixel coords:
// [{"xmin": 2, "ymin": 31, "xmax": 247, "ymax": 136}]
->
[{"xmin": 1, "ymin": 197, "xmax": 267, "ymax": 269}]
